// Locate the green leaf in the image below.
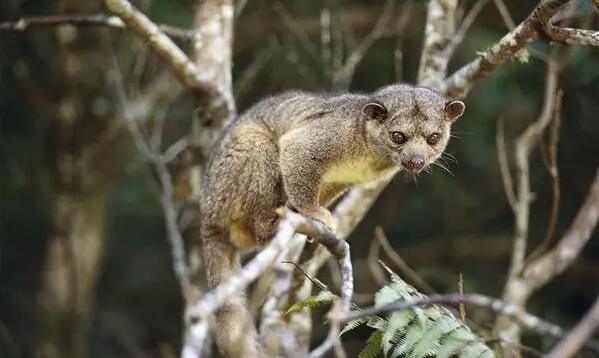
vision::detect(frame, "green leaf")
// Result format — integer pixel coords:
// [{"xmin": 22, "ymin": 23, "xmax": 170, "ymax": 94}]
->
[{"xmin": 286, "ymin": 290, "xmax": 335, "ymax": 315}]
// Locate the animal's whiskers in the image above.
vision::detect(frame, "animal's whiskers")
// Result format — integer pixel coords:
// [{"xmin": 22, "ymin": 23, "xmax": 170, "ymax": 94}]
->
[{"xmin": 433, "ymin": 161, "xmax": 454, "ymax": 176}]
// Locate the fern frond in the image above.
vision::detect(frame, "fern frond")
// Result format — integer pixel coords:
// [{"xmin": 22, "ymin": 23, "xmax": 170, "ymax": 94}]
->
[
  {"xmin": 461, "ymin": 341, "xmax": 495, "ymax": 358},
  {"xmin": 382, "ymin": 310, "xmax": 414, "ymax": 355},
  {"xmin": 340, "ymin": 316, "xmax": 369, "ymax": 336},
  {"xmin": 366, "ymin": 315, "xmax": 388, "ymax": 330},
  {"xmin": 358, "ymin": 329, "xmax": 384, "ymax": 358},
  {"xmin": 355, "ymin": 265, "xmax": 495, "ymax": 358}
]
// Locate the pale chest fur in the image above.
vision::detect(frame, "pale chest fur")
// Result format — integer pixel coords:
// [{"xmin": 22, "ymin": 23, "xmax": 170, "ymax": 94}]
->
[{"xmin": 322, "ymin": 157, "xmax": 396, "ymax": 185}]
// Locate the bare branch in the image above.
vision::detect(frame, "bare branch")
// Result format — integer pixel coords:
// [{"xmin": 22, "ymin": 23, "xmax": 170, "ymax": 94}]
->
[
  {"xmin": 367, "ymin": 238, "xmax": 387, "ymax": 286},
  {"xmin": 273, "ymin": 2, "xmax": 321, "ymax": 64},
  {"xmin": 523, "ymin": 168, "xmax": 599, "ymax": 292},
  {"xmin": 442, "ymin": 0, "xmax": 575, "ymax": 98},
  {"xmin": 102, "ymin": 0, "xmax": 220, "ymax": 99},
  {"xmin": 446, "ymin": 0, "xmax": 491, "ymax": 56},
  {"xmin": 0, "ymin": 14, "xmax": 194, "ymax": 39},
  {"xmin": 186, "ymin": 211, "xmax": 353, "ymax": 353},
  {"xmin": 418, "ymin": 0, "xmax": 460, "ymax": 88},
  {"xmin": 495, "ymin": 167, "xmax": 599, "ymax": 351},
  {"xmin": 394, "ymin": 0, "xmax": 413, "ymax": 81},
  {"xmin": 104, "ymin": 36, "xmax": 192, "ymax": 293},
  {"xmin": 234, "ymin": 44, "xmax": 275, "ymax": 101},
  {"xmin": 332, "ymin": 0, "xmax": 396, "ymax": 90},
  {"xmin": 546, "ymin": 295, "xmax": 599, "ymax": 358},
  {"xmin": 510, "ymin": 57, "xmax": 559, "ymax": 275},
  {"xmin": 528, "ymin": 89, "xmax": 563, "ymax": 262},
  {"xmin": 491, "ymin": 57, "xmax": 560, "ymax": 353},
  {"xmin": 187, "ymin": 216, "xmax": 296, "ymax": 321},
  {"xmin": 191, "ymin": 0, "xmax": 235, "ymax": 118},
  {"xmin": 492, "ymin": 0, "xmax": 516, "ymax": 30},
  {"xmin": 343, "ymin": 292, "xmax": 590, "ymax": 343},
  {"xmin": 374, "ymin": 227, "xmax": 435, "ymax": 294},
  {"xmin": 457, "ymin": 273, "xmax": 466, "ymax": 323},
  {"xmin": 259, "ymin": 236, "xmax": 309, "ymax": 357},
  {"xmin": 542, "ymin": 25, "xmax": 599, "ymax": 46},
  {"xmin": 496, "ymin": 117, "xmax": 517, "ymax": 211}
]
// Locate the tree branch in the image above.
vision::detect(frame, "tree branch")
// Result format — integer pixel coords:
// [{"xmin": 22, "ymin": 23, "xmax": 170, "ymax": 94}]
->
[
  {"xmin": 332, "ymin": 0, "xmax": 396, "ymax": 90},
  {"xmin": 523, "ymin": 168, "xmax": 599, "ymax": 292},
  {"xmin": 0, "ymin": 14, "xmax": 194, "ymax": 39},
  {"xmin": 542, "ymin": 25, "xmax": 599, "ymax": 46},
  {"xmin": 445, "ymin": 0, "xmax": 490, "ymax": 57},
  {"xmin": 374, "ymin": 227, "xmax": 435, "ymax": 294},
  {"xmin": 185, "ymin": 211, "xmax": 354, "ymax": 353},
  {"xmin": 441, "ymin": 0, "xmax": 596, "ymax": 98},
  {"xmin": 495, "ymin": 167, "xmax": 599, "ymax": 352},
  {"xmin": 418, "ymin": 0, "xmax": 459, "ymax": 88},
  {"xmin": 510, "ymin": 57, "xmax": 559, "ymax": 275},
  {"xmin": 496, "ymin": 117, "xmax": 518, "ymax": 211},
  {"xmin": 546, "ymin": 295, "xmax": 599, "ymax": 358},
  {"xmin": 344, "ymin": 293, "xmax": 579, "ymax": 343},
  {"xmin": 102, "ymin": 0, "xmax": 221, "ymax": 100}
]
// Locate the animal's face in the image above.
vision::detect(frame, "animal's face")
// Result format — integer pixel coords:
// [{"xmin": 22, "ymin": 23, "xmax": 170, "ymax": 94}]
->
[{"xmin": 363, "ymin": 85, "xmax": 465, "ymax": 173}]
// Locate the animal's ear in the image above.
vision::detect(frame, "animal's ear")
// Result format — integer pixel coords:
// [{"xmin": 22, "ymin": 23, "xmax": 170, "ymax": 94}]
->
[
  {"xmin": 444, "ymin": 101, "xmax": 465, "ymax": 122},
  {"xmin": 361, "ymin": 102, "xmax": 388, "ymax": 121}
]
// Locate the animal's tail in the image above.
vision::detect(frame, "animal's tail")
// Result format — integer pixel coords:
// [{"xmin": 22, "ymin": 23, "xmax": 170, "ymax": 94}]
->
[{"xmin": 201, "ymin": 225, "xmax": 262, "ymax": 358}]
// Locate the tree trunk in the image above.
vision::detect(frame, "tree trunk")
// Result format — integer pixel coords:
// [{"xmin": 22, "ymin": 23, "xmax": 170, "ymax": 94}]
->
[{"xmin": 38, "ymin": 189, "xmax": 107, "ymax": 358}]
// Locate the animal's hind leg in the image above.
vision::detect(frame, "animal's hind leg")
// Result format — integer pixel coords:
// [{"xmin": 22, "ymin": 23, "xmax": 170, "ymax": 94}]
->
[
  {"xmin": 234, "ymin": 130, "xmax": 284, "ymax": 244},
  {"xmin": 202, "ymin": 226, "xmax": 262, "ymax": 358}
]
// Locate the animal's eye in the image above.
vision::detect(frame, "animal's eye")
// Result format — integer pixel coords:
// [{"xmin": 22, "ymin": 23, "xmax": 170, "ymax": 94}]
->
[
  {"xmin": 390, "ymin": 131, "xmax": 407, "ymax": 145},
  {"xmin": 427, "ymin": 133, "xmax": 441, "ymax": 145}
]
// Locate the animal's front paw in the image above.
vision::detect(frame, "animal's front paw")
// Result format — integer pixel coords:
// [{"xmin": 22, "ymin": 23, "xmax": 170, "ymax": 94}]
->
[
  {"xmin": 312, "ymin": 207, "xmax": 336, "ymax": 233},
  {"xmin": 286, "ymin": 202, "xmax": 336, "ymax": 233}
]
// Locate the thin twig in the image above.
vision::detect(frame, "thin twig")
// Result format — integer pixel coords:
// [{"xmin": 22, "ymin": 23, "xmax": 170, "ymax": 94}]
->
[
  {"xmin": 523, "ymin": 168, "xmax": 599, "ymax": 292},
  {"xmin": 234, "ymin": 43, "xmax": 275, "ymax": 100},
  {"xmin": 546, "ymin": 295, "xmax": 599, "ymax": 358},
  {"xmin": 332, "ymin": 0, "xmax": 396, "ymax": 90},
  {"xmin": 282, "ymin": 261, "xmax": 328, "ymax": 291},
  {"xmin": 510, "ymin": 56, "xmax": 559, "ymax": 275},
  {"xmin": 394, "ymin": 0, "xmax": 412, "ymax": 81},
  {"xmin": 542, "ymin": 25, "xmax": 599, "ymax": 46},
  {"xmin": 496, "ymin": 117, "xmax": 517, "ymax": 211},
  {"xmin": 374, "ymin": 227, "xmax": 435, "ymax": 294},
  {"xmin": 0, "ymin": 14, "xmax": 195, "ymax": 39},
  {"xmin": 367, "ymin": 238, "xmax": 387, "ymax": 286},
  {"xmin": 494, "ymin": 168, "xmax": 599, "ymax": 352},
  {"xmin": 273, "ymin": 2, "xmax": 321, "ymax": 64},
  {"xmin": 320, "ymin": 8, "xmax": 333, "ymax": 81},
  {"xmin": 492, "ymin": 0, "xmax": 516, "ymax": 30},
  {"xmin": 104, "ymin": 34, "xmax": 191, "ymax": 292},
  {"xmin": 458, "ymin": 273, "xmax": 466, "ymax": 323},
  {"xmin": 346, "ymin": 293, "xmax": 564, "ymax": 341},
  {"xmin": 103, "ymin": 0, "xmax": 221, "ymax": 99},
  {"xmin": 446, "ymin": 0, "xmax": 490, "ymax": 56},
  {"xmin": 527, "ymin": 89, "xmax": 563, "ymax": 262},
  {"xmin": 442, "ymin": 0, "xmax": 599, "ymax": 98}
]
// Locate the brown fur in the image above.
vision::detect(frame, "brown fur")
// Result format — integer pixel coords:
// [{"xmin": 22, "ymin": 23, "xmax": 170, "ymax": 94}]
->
[{"xmin": 200, "ymin": 84, "xmax": 465, "ymax": 357}]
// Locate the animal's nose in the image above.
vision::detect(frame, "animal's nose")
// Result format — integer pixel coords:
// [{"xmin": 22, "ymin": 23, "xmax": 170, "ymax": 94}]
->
[{"xmin": 402, "ymin": 155, "xmax": 425, "ymax": 172}]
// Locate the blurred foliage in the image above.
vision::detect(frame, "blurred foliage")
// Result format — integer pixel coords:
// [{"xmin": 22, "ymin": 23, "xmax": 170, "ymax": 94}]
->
[{"xmin": 1, "ymin": 0, "xmax": 599, "ymax": 357}]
